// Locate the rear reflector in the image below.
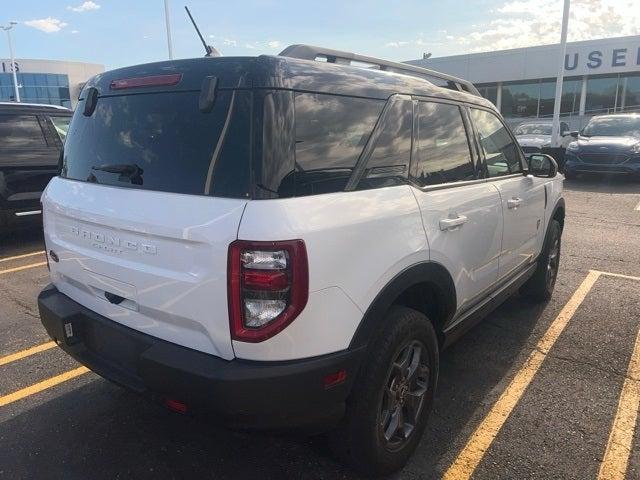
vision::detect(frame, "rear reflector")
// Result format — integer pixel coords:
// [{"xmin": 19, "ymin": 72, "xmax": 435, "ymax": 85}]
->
[
  {"xmin": 164, "ymin": 398, "xmax": 188, "ymax": 414},
  {"xmin": 323, "ymin": 370, "xmax": 347, "ymax": 388},
  {"xmin": 110, "ymin": 73, "xmax": 182, "ymax": 90}
]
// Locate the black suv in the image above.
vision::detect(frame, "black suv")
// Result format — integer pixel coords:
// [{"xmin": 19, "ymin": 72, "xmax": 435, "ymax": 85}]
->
[{"xmin": 0, "ymin": 102, "xmax": 72, "ymax": 230}]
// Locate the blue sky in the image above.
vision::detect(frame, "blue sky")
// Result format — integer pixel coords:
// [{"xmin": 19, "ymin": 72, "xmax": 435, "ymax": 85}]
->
[{"xmin": 3, "ymin": 0, "xmax": 639, "ymax": 70}]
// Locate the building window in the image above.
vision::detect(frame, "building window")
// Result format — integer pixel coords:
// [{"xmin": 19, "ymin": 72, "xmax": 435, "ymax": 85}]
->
[
  {"xmin": 585, "ymin": 75, "xmax": 619, "ymax": 115},
  {"xmin": 476, "ymin": 83, "xmax": 498, "ymax": 106},
  {"xmin": 621, "ymin": 74, "xmax": 640, "ymax": 113},
  {"xmin": 560, "ymin": 78, "xmax": 582, "ymax": 116},
  {"xmin": 0, "ymin": 72, "xmax": 71, "ymax": 107},
  {"xmin": 538, "ymin": 80, "xmax": 555, "ymax": 117},
  {"xmin": 501, "ymin": 81, "xmax": 540, "ymax": 117}
]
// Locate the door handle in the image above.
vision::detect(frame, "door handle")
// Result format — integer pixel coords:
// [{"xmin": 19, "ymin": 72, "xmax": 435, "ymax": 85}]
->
[
  {"xmin": 507, "ymin": 197, "xmax": 523, "ymax": 209},
  {"xmin": 439, "ymin": 214, "xmax": 468, "ymax": 231}
]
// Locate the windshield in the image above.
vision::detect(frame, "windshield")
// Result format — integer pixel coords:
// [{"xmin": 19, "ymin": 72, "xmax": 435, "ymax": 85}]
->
[
  {"xmin": 514, "ymin": 124, "xmax": 552, "ymax": 136},
  {"xmin": 581, "ymin": 116, "xmax": 640, "ymax": 137},
  {"xmin": 61, "ymin": 90, "xmax": 251, "ymax": 198},
  {"xmin": 49, "ymin": 116, "xmax": 71, "ymax": 143}
]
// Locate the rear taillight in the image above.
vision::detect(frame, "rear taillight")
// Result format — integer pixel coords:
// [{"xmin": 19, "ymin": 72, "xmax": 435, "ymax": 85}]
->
[{"xmin": 228, "ymin": 240, "xmax": 308, "ymax": 342}]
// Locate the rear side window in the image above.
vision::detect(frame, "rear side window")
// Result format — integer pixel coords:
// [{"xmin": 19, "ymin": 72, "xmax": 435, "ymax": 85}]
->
[
  {"xmin": 49, "ymin": 116, "xmax": 71, "ymax": 143},
  {"xmin": 470, "ymin": 108, "xmax": 522, "ymax": 177},
  {"xmin": 0, "ymin": 114, "xmax": 47, "ymax": 148},
  {"xmin": 291, "ymin": 93, "xmax": 384, "ymax": 196},
  {"xmin": 61, "ymin": 90, "xmax": 251, "ymax": 198},
  {"xmin": 411, "ymin": 101, "xmax": 475, "ymax": 186},
  {"xmin": 358, "ymin": 96, "xmax": 412, "ymax": 190}
]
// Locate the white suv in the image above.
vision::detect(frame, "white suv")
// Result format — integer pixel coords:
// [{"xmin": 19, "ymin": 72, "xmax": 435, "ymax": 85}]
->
[{"xmin": 38, "ymin": 45, "xmax": 565, "ymax": 476}]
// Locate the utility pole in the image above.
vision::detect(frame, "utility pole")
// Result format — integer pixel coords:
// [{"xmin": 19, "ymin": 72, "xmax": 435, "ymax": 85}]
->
[
  {"xmin": 551, "ymin": 0, "xmax": 570, "ymax": 147},
  {"xmin": 1, "ymin": 22, "xmax": 20, "ymax": 102},
  {"xmin": 164, "ymin": 0, "xmax": 174, "ymax": 59}
]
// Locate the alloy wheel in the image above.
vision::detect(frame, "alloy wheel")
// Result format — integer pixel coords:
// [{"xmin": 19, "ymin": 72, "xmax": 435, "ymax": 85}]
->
[
  {"xmin": 546, "ymin": 234, "xmax": 560, "ymax": 289},
  {"xmin": 378, "ymin": 340, "xmax": 430, "ymax": 451}
]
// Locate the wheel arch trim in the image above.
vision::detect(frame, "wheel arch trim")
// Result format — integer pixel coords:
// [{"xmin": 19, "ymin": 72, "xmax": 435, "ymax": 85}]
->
[{"xmin": 348, "ymin": 261, "xmax": 457, "ymax": 350}]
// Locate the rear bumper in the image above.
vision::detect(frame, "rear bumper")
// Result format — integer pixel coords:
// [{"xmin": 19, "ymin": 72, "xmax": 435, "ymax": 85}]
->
[{"xmin": 38, "ymin": 284, "xmax": 364, "ymax": 430}]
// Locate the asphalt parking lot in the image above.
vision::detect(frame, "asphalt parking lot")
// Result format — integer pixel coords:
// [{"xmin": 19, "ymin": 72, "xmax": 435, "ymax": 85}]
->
[{"xmin": 1, "ymin": 177, "xmax": 639, "ymax": 480}]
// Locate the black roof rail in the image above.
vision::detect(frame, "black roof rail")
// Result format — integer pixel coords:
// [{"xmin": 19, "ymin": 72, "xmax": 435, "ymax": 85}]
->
[{"xmin": 278, "ymin": 44, "xmax": 481, "ymax": 97}]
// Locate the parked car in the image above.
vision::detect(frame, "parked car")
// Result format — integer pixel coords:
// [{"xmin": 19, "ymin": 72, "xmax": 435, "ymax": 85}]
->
[
  {"xmin": 0, "ymin": 102, "xmax": 72, "ymax": 231},
  {"xmin": 37, "ymin": 46, "xmax": 565, "ymax": 476},
  {"xmin": 564, "ymin": 113, "xmax": 640, "ymax": 179},
  {"xmin": 513, "ymin": 120, "xmax": 573, "ymax": 153}
]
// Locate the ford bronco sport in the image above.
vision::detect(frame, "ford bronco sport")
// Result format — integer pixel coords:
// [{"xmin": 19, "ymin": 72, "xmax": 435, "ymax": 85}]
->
[{"xmin": 37, "ymin": 45, "xmax": 564, "ymax": 476}]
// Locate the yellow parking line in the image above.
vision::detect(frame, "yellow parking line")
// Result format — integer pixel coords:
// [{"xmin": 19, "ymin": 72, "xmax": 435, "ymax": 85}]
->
[
  {"xmin": 593, "ymin": 270, "xmax": 640, "ymax": 282},
  {"xmin": 0, "ymin": 366, "xmax": 89, "ymax": 407},
  {"xmin": 443, "ymin": 270, "xmax": 601, "ymax": 480},
  {"xmin": 0, "ymin": 261, "xmax": 48, "ymax": 276},
  {"xmin": 0, "ymin": 341, "xmax": 56, "ymax": 367},
  {"xmin": 597, "ymin": 321, "xmax": 640, "ymax": 480},
  {"xmin": 0, "ymin": 250, "xmax": 45, "ymax": 263}
]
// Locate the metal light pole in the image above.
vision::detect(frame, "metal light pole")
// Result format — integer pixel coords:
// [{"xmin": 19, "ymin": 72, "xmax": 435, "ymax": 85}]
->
[
  {"xmin": 1, "ymin": 22, "xmax": 20, "ymax": 102},
  {"xmin": 164, "ymin": 0, "xmax": 174, "ymax": 59},
  {"xmin": 551, "ymin": 0, "xmax": 570, "ymax": 147}
]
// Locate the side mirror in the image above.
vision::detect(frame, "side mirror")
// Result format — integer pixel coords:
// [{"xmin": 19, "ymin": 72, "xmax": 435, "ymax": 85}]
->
[
  {"xmin": 527, "ymin": 154, "xmax": 558, "ymax": 178},
  {"xmin": 568, "ymin": 131, "xmax": 579, "ymax": 138}
]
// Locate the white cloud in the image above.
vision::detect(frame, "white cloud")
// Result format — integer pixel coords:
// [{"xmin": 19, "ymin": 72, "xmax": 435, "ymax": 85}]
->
[
  {"xmin": 24, "ymin": 17, "xmax": 68, "ymax": 33},
  {"xmin": 447, "ymin": 0, "xmax": 640, "ymax": 53},
  {"xmin": 67, "ymin": 1, "xmax": 100, "ymax": 12},
  {"xmin": 386, "ymin": 41, "xmax": 410, "ymax": 48},
  {"xmin": 71, "ymin": 30, "xmax": 79, "ymax": 34},
  {"xmin": 222, "ymin": 38, "xmax": 237, "ymax": 47},
  {"xmin": 241, "ymin": 40, "xmax": 283, "ymax": 50}
]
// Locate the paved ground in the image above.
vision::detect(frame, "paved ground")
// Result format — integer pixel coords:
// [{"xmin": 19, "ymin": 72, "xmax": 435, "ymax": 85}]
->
[{"xmin": 0, "ymin": 176, "xmax": 639, "ymax": 479}]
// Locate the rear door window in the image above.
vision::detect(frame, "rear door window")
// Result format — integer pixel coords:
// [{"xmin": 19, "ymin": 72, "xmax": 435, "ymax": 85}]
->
[
  {"xmin": 411, "ymin": 101, "xmax": 475, "ymax": 186},
  {"xmin": 290, "ymin": 92, "xmax": 384, "ymax": 196},
  {"xmin": 0, "ymin": 114, "xmax": 47, "ymax": 149},
  {"xmin": 61, "ymin": 90, "xmax": 251, "ymax": 198}
]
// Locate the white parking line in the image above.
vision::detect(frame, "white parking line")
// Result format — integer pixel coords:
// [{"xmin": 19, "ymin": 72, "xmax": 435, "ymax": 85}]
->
[
  {"xmin": 635, "ymin": 198, "xmax": 640, "ymax": 211},
  {"xmin": 0, "ymin": 251, "xmax": 45, "ymax": 263}
]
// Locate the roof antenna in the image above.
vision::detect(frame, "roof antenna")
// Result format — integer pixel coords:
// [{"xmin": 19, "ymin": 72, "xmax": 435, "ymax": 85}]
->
[{"xmin": 184, "ymin": 5, "xmax": 221, "ymax": 57}]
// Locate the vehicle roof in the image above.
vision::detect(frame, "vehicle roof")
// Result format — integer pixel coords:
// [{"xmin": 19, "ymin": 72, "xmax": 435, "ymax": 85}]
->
[
  {"xmin": 0, "ymin": 102, "xmax": 72, "ymax": 114},
  {"xmin": 518, "ymin": 120, "xmax": 557, "ymax": 125},
  {"xmin": 591, "ymin": 113, "xmax": 640, "ymax": 120},
  {"xmin": 85, "ymin": 55, "xmax": 496, "ymax": 110}
]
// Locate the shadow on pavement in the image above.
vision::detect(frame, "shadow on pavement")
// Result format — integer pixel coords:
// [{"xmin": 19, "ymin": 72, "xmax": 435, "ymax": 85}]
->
[
  {"xmin": 564, "ymin": 175, "xmax": 640, "ymax": 195},
  {"xmin": 0, "ymin": 226, "xmax": 44, "ymax": 257},
  {"xmin": 0, "ymin": 294, "xmax": 548, "ymax": 480}
]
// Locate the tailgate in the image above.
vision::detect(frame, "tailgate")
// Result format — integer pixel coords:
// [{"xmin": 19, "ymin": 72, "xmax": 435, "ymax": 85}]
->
[{"xmin": 43, "ymin": 177, "xmax": 246, "ymax": 360}]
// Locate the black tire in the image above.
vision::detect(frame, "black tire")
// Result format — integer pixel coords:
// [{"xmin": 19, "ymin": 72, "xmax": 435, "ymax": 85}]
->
[
  {"xmin": 330, "ymin": 306, "xmax": 439, "ymax": 477},
  {"xmin": 520, "ymin": 219, "xmax": 562, "ymax": 302}
]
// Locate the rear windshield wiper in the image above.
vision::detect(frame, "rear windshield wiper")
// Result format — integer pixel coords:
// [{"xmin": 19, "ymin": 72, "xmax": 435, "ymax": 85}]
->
[{"xmin": 91, "ymin": 163, "xmax": 144, "ymax": 185}]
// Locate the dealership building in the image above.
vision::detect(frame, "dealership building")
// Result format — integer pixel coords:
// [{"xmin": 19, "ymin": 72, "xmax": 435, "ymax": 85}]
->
[
  {"xmin": 407, "ymin": 35, "xmax": 640, "ymax": 129},
  {"xmin": 0, "ymin": 58, "xmax": 104, "ymax": 109}
]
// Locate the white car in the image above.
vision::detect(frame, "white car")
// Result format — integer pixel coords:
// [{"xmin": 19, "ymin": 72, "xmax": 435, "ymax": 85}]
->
[
  {"xmin": 38, "ymin": 45, "xmax": 565, "ymax": 476},
  {"xmin": 514, "ymin": 120, "xmax": 573, "ymax": 152}
]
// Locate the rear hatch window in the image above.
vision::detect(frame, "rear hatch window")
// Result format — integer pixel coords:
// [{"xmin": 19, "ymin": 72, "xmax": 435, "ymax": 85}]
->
[{"xmin": 62, "ymin": 64, "xmax": 252, "ymax": 199}]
